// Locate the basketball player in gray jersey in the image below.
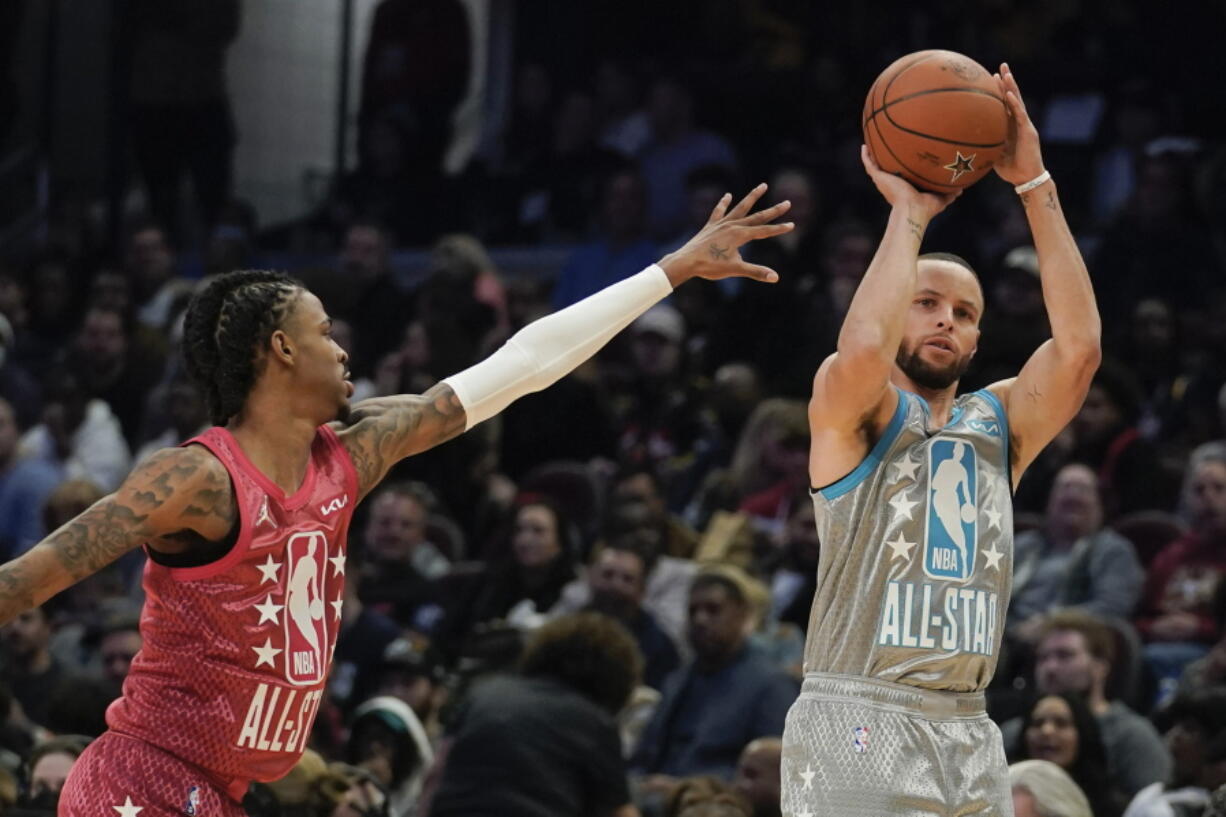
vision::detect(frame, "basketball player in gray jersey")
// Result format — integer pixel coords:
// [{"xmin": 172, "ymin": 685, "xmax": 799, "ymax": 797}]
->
[{"xmin": 781, "ymin": 65, "xmax": 1101, "ymax": 817}]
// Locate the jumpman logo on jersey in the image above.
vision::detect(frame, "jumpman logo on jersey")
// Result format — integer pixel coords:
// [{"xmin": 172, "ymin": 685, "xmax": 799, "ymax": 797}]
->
[{"xmin": 255, "ymin": 497, "xmax": 275, "ymax": 531}]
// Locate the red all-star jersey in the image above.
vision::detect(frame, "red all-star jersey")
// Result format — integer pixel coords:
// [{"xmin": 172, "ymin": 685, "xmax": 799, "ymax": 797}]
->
[{"xmin": 106, "ymin": 426, "xmax": 357, "ymax": 801}]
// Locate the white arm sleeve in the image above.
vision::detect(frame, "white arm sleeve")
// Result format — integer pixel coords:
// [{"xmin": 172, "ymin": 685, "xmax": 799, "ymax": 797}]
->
[{"xmin": 443, "ymin": 264, "xmax": 672, "ymax": 429}]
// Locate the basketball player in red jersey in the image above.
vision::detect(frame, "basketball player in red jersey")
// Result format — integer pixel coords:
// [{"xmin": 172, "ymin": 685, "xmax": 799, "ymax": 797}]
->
[{"xmin": 0, "ymin": 186, "xmax": 791, "ymax": 817}]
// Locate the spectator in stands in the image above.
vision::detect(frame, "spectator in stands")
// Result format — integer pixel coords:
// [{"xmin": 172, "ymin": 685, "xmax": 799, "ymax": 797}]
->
[
  {"xmin": 612, "ymin": 462, "xmax": 699, "ymax": 559},
  {"xmin": 665, "ymin": 777, "xmax": 752, "ymax": 817},
  {"xmin": 1068, "ymin": 362, "xmax": 1170, "ymax": 516},
  {"xmin": 1000, "ymin": 610, "xmax": 1171, "ymax": 797},
  {"xmin": 70, "ymin": 304, "xmax": 166, "ymax": 446},
  {"xmin": 371, "ymin": 637, "xmax": 445, "ymax": 732},
  {"xmin": 21, "ymin": 735, "xmax": 91, "ymax": 813},
  {"xmin": 1009, "ymin": 760, "xmax": 1093, "ymax": 817},
  {"xmin": 133, "ymin": 373, "xmax": 210, "ymax": 464},
  {"xmin": 0, "ymin": 604, "xmax": 73, "ymax": 729},
  {"xmin": 1016, "ymin": 692, "xmax": 1126, "ymax": 816},
  {"xmin": 766, "ymin": 490, "xmax": 820, "ymax": 633},
  {"xmin": 463, "ymin": 498, "xmax": 579, "ymax": 631},
  {"xmin": 639, "ymin": 78, "xmax": 738, "ymax": 240},
  {"xmin": 325, "ymin": 222, "xmax": 410, "ymax": 380},
  {"xmin": 1137, "ymin": 442, "xmax": 1226, "ymax": 690},
  {"xmin": 595, "ymin": 60, "xmax": 650, "ymax": 158},
  {"xmin": 973, "ymin": 246, "xmax": 1052, "ymax": 388},
  {"xmin": 633, "ymin": 566, "xmax": 796, "ymax": 790},
  {"xmin": 308, "ymin": 762, "xmax": 389, "ymax": 817},
  {"xmin": 1123, "ymin": 689, "xmax": 1226, "ymax": 817},
  {"xmin": 357, "ymin": 482, "xmax": 449, "ymax": 633},
  {"xmin": 97, "ymin": 611, "xmax": 141, "ymax": 692},
  {"xmin": 585, "ymin": 534, "xmax": 680, "ymax": 690},
  {"xmin": 0, "ymin": 397, "xmax": 61, "ymax": 558},
  {"xmin": 18, "ymin": 366, "xmax": 131, "ymax": 492},
  {"xmin": 1176, "ymin": 578, "xmax": 1226, "ymax": 697},
  {"xmin": 0, "ymin": 311, "xmax": 41, "ymax": 429},
  {"xmin": 552, "ymin": 166, "xmax": 660, "ymax": 308},
  {"xmin": 330, "ymin": 546, "xmax": 401, "ymax": 714},
  {"xmin": 122, "ymin": 224, "xmax": 193, "ymax": 334},
  {"xmin": 1009, "ymin": 464, "xmax": 1145, "ymax": 644},
  {"xmin": 732, "ymin": 737, "xmax": 782, "ymax": 817},
  {"xmin": 425, "ymin": 612, "xmax": 641, "ymax": 817},
  {"xmin": 347, "ymin": 695, "xmax": 433, "ymax": 817}
]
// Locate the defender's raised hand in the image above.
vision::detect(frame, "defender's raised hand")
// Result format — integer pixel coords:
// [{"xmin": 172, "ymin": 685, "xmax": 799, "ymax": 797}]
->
[{"xmin": 657, "ymin": 183, "xmax": 793, "ymax": 286}]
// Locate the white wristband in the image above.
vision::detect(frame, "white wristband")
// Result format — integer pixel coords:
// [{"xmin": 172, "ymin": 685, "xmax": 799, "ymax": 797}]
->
[
  {"xmin": 1014, "ymin": 170, "xmax": 1052, "ymax": 195},
  {"xmin": 444, "ymin": 264, "xmax": 673, "ymax": 430}
]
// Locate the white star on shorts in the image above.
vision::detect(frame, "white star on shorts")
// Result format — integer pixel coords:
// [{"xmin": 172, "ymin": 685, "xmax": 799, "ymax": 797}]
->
[
  {"xmin": 799, "ymin": 763, "xmax": 815, "ymax": 790},
  {"xmin": 113, "ymin": 796, "xmax": 143, "ymax": 817}
]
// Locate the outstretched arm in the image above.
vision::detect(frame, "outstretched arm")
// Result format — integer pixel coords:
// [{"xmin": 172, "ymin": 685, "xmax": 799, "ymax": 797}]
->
[
  {"xmin": 0, "ymin": 445, "xmax": 235, "ymax": 625},
  {"xmin": 986, "ymin": 64, "xmax": 1101, "ymax": 484},
  {"xmin": 808, "ymin": 148, "xmax": 959, "ymax": 487},
  {"xmin": 338, "ymin": 185, "xmax": 793, "ymax": 499}
]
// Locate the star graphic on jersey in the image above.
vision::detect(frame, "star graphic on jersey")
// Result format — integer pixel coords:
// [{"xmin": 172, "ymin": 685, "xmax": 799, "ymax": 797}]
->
[
  {"xmin": 113, "ymin": 796, "xmax": 143, "ymax": 817},
  {"xmin": 254, "ymin": 594, "xmax": 284, "ymax": 625},
  {"xmin": 799, "ymin": 763, "xmax": 816, "ymax": 790},
  {"xmin": 891, "ymin": 454, "xmax": 921, "ymax": 482},
  {"xmin": 328, "ymin": 549, "xmax": 346, "ymax": 578},
  {"xmin": 886, "ymin": 532, "xmax": 916, "ymax": 562},
  {"xmin": 255, "ymin": 497, "xmax": 275, "ymax": 529},
  {"xmin": 943, "ymin": 151, "xmax": 976, "ymax": 182},
  {"xmin": 889, "ymin": 489, "xmax": 918, "ymax": 521},
  {"xmin": 331, "ymin": 591, "xmax": 344, "ymax": 621},
  {"xmin": 983, "ymin": 542, "xmax": 1005, "ymax": 571},
  {"xmin": 252, "ymin": 637, "xmax": 282, "ymax": 668},
  {"xmin": 255, "ymin": 554, "xmax": 282, "ymax": 585},
  {"xmin": 984, "ymin": 502, "xmax": 1003, "ymax": 531}
]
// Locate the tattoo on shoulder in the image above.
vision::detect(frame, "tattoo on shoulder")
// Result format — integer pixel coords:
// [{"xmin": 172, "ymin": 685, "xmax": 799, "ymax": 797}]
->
[
  {"xmin": 708, "ymin": 243, "xmax": 729, "ymax": 260},
  {"xmin": 343, "ymin": 384, "xmax": 468, "ymax": 497}
]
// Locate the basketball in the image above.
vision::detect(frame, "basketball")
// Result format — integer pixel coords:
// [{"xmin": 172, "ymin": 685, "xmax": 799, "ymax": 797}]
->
[{"xmin": 862, "ymin": 50, "xmax": 1008, "ymax": 192}]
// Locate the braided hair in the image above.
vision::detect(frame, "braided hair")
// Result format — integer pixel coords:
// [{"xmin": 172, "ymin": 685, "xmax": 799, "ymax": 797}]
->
[{"xmin": 181, "ymin": 270, "xmax": 303, "ymax": 426}]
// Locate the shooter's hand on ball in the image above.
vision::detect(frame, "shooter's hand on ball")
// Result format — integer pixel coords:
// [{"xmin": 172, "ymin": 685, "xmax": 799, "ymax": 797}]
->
[
  {"xmin": 993, "ymin": 63, "xmax": 1046, "ymax": 186},
  {"xmin": 860, "ymin": 144, "xmax": 961, "ymax": 220}
]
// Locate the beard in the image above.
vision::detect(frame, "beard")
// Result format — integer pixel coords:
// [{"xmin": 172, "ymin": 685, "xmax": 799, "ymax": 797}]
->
[{"xmin": 896, "ymin": 340, "xmax": 972, "ymax": 390}]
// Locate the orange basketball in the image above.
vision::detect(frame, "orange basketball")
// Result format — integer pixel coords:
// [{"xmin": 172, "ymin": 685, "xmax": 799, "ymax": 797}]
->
[{"xmin": 862, "ymin": 50, "xmax": 1008, "ymax": 192}]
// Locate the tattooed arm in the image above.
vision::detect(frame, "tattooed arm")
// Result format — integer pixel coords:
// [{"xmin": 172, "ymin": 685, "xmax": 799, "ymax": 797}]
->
[
  {"xmin": 987, "ymin": 64, "xmax": 1100, "ymax": 485},
  {"xmin": 0, "ymin": 446, "xmax": 235, "ymax": 625},
  {"xmin": 337, "ymin": 185, "xmax": 793, "ymax": 501}
]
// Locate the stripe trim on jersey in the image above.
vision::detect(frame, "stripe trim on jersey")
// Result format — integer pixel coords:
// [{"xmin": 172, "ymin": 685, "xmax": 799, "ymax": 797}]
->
[
  {"xmin": 818, "ymin": 387, "xmax": 908, "ymax": 501},
  {"xmin": 974, "ymin": 388, "xmax": 1011, "ymax": 482}
]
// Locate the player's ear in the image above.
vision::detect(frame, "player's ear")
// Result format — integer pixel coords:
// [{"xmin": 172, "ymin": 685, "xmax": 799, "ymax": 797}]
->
[{"xmin": 270, "ymin": 329, "xmax": 294, "ymax": 364}]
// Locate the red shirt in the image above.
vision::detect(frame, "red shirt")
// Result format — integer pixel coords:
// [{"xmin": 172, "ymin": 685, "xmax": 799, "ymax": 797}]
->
[
  {"xmin": 1135, "ymin": 531, "xmax": 1226, "ymax": 644},
  {"xmin": 107, "ymin": 426, "xmax": 357, "ymax": 801}
]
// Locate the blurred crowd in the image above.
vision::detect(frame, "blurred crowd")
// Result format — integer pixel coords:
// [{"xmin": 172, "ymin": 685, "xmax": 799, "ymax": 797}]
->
[{"xmin": 3, "ymin": 1, "xmax": 1226, "ymax": 816}]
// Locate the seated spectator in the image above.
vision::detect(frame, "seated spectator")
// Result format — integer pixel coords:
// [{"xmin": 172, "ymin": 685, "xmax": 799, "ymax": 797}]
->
[
  {"xmin": 133, "ymin": 373, "xmax": 210, "ymax": 464},
  {"xmin": 347, "ymin": 696, "xmax": 433, "ymax": 817},
  {"xmin": 0, "ymin": 604, "xmax": 74, "ymax": 730},
  {"xmin": 1000, "ymin": 610, "xmax": 1172, "ymax": 797},
  {"xmin": 330, "ymin": 547, "xmax": 401, "ymax": 713},
  {"xmin": 1207, "ymin": 784, "xmax": 1226, "ymax": 817},
  {"xmin": 20, "ymin": 735, "xmax": 91, "ymax": 814},
  {"xmin": 633, "ymin": 566, "xmax": 796, "ymax": 793},
  {"xmin": 462, "ymin": 498, "xmax": 579, "ymax": 631},
  {"xmin": 1016, "ymin": 692, "xmax": 1127, "ymax": 816},
  {"xmin": 96, "ymin": 610, "xmax": 142, "ymax": 693},
  {"xmin": 1009, "ymin": 760, "xmax": 1093, "ymax": 817},
  {"xmin": 1123, "ymin": 689, "xmax": 1226, "ymax": 817},
  {"xmin": 732, "ymin": 737, "xmax": 782, "ymax": 817},
  {"xmin": 425, "ymin": 613, "xmax": 641, "ymax": 817},
  {"xmin": 357, "ymin": 482, "xmax": 450, "ymax": 633},
  {"xmin": 18, "ymin": 366, "xmax": 131, "ymax": 493},
  {"xmin": 0, "ymin": 396, "xmax": 61, "ymax": 558},
  {"xmin": 766, "ymin": 490, "xmax": 820, "ymax": 633},
  {"xmin": 263, "ymin": 748, "xmax": 327, "ymax": 817},
  {"xmin": 1009, "ymin": 463, "xmax": 1145, "ymax": 644},
  {"xmin": 123, "ymin": 223, "xmax": 193, "ymax": 335},
  {"xmin": 370, "ymin": 638, "xmax": 445, "ymax": 738},
  {"xmin": 612, "ymin": 462, "xmax": 700, "ymax": 560},
  {"xmin": 1176, "ymin": 578, "xmax": 1226, "ymax": 697},
  {"xmin": 584, "ymin": 533, "xmax": 680, "ymax": 690},
  {"xmin": 551, "ymin": 166, "xmax": 660, "ymax": 309},
  {"xmin": 1136, "ymin": 442, "xmax": 1226, "ymax": 693}
]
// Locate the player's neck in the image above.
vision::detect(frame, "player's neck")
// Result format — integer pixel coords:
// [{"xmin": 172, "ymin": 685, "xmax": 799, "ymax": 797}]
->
[
  {"xmin": 892, "ymin": 372, "xmax": 959, "ymax": 426},
  {"xmin": 227, "ymin": 404, "xmax": 319, "ymax": 496}
]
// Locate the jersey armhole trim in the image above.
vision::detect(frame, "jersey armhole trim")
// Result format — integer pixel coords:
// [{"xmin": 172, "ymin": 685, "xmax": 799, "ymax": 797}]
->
[
  {"xmin": 974, "ymin": 388, "xmax": 1011, "ymax": 480},
  {"xmin": 816, "ymin": 387, "xmax": 908, "ymax": 501},
  {"xmin": 161, "ymin": 437, "xmax": 254, "ymax": 582}
]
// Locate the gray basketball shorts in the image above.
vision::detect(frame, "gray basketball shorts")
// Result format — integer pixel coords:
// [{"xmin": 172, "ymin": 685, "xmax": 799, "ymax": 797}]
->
[{"xmin": 781, "ymin": 673, "xmax": 1013, "ymax": 817}]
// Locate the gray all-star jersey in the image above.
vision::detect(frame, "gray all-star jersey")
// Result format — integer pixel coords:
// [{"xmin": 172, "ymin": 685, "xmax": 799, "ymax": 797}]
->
[{"xmin": 804, "ymin": 387, "xmax": 1014, "ymax": 692}]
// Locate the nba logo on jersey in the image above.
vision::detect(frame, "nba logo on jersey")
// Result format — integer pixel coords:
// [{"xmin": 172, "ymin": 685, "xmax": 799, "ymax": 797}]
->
[
  {"xmin": 184, "ymin": 786, "xmax": 201, "ymax": 816},
  {"xmin": 923, "ymin": 439, "xmax": 978, "ymax": 581},
  {"xmin": 284, "ymin": 531, "xmax": 329, "ymax": 685},
  {"xmin": 852, "ymin": 726, "xmax": 870, "ymax": 753}
]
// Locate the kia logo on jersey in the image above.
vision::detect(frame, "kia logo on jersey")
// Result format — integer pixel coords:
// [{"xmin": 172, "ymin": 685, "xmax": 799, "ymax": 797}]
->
[
  {"xmin": 320, "ymin": 495, "xmax": 349, "ymax": 516},
  {"xmin": 284, "ymin": 531, "xmax": 329, "ymax": 685}
]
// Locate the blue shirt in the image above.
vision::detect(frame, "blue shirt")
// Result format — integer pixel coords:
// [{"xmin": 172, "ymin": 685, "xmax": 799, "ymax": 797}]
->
[
  {"xmin": 552, "ymin": 239, "xmax": 661, "ymax": 309},
  {"xmin": 0, "ymin": 458, "xmax": 63, "ymax": 558}
]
